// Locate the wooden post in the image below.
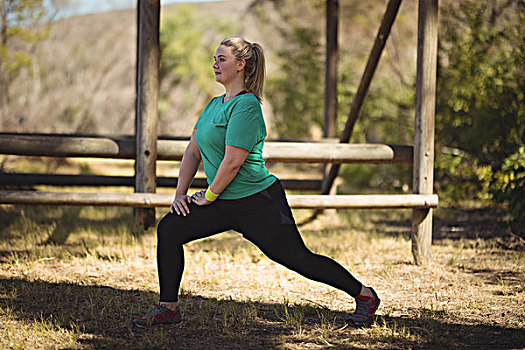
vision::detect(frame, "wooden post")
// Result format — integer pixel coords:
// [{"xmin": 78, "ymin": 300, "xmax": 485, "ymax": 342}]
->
[
  {"xmin": 412, "ymin": 0, "xmax": 438, "ymax": 265},
  {"xmin": 324, "ymin": 0, "xmax": 338, "ymax": 139},
  {"xmin": 321, "ymin": 0, "xmax": 340, "ymax": 216},
  {"xmin": 135, "ymin": 0, "xmax": 160, "ymax": 229},
  {"xmin": 320, "ymin": 0, "xmax": 403, "ymax": 195}
]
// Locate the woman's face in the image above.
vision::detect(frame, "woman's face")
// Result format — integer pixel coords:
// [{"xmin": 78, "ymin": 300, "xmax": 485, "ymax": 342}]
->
[{"xmin": 213, "ymin": 45, "xmax": 244, "ymax": 86}]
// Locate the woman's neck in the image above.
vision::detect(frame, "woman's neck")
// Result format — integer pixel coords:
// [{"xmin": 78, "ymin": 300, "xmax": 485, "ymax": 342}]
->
[{"xmin": 223, "ymin": 80, "xmax": 246, "ymax": 103}]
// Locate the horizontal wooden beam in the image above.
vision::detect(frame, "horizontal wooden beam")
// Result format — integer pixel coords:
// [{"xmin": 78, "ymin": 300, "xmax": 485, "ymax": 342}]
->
[
  {"xmin": 264, "ymin": 142, "xmax": 412, "ymax": 164},
  {"xmin": 0, "ymin": 190, "xmax": 438, "ymax": 209},
  {"xmin": 0, "ymin": 134, "xmax": 413, "ymax": 164},
  {"xmin": 290, "ymin": 194, "xmax": 438, "ymax": 209},
  {"xmin": 0, "ymin": 173, "xmax": 322, "ymax": 191}
]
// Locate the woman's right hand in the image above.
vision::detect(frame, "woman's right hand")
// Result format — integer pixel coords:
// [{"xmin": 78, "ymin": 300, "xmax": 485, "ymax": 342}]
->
[{"xmin": 170, "ymin": 194, "xmax": 192, "ymax": 216}]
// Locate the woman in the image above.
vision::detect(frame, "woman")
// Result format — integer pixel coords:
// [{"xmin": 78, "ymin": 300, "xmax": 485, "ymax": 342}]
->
[{"xmin": 132, "ymin": 37, "xmax": 380, "ymax": 328}]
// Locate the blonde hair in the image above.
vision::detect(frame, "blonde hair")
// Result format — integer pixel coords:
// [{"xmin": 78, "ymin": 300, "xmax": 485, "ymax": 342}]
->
[{"xmin": 220, "ymin": 36, "xmax": 265, "ymax": 103}]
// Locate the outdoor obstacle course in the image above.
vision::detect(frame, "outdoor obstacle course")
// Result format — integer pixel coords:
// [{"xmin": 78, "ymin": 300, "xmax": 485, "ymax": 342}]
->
[
  {"xmin": 1, "ymin": 1, "xmax": 524, "ymax": 349},
  {"xmin": 0, "ymin": 0, "xmax": 438, "ymax": 265}
]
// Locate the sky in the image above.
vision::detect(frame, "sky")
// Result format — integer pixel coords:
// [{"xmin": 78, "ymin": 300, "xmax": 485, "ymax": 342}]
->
[{"xmin": 49, "ymin": 0, "xmax": 224, "ymax": 19}]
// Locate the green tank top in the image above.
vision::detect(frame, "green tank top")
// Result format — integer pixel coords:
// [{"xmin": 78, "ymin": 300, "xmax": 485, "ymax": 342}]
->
[{"xmin": 194, "ymin": 93, "xmax": 276, "ymax": 199}]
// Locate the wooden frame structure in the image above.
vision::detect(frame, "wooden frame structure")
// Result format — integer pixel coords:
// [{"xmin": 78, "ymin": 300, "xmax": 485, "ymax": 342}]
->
[
  {"xmin": 0, "ymin": 190, "xmax": 437, "ymax": 210},
  {"xmin": 0, "ymin": 134, "xmax": 413, "ymax": 163},
  {"xmin": 0, "ymin": 0, "xmax": 438, "ymax": 265}
]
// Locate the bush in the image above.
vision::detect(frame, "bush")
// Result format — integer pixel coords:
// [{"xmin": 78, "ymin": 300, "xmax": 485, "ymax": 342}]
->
[{"xmin": 436, "ymin": 0, "xmax": 524, "ymax": 230}]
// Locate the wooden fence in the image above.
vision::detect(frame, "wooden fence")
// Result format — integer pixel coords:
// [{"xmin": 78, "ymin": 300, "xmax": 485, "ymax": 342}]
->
[{"xmin": 0, "ymin": 133, "xmax": 429, "ymax": 210}]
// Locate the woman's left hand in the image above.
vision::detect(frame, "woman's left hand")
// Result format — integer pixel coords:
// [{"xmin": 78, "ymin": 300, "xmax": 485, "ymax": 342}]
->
[{"xmin": 191, "ymin": 190, "xmax": 213, "ymax": 206}]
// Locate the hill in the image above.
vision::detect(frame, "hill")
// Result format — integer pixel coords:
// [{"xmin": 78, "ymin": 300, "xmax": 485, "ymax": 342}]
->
[
  {"xmin": 4, "ymin": 1, "xmax": 259, "ymax": 136},
  {"xmin": 3, "ymin": 0, "xmax": 420, "ymax": 139}
]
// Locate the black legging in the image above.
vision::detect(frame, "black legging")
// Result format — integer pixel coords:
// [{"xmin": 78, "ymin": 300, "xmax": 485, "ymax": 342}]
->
[{"xmin": 157, "ymin": 179, "xmax": 362, "ymax": 302}]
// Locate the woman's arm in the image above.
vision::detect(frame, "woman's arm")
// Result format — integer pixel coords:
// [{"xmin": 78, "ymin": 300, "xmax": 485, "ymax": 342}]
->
[
  {"xmin": 192, "ymin": 145, "xmax": 249, "ymax": 206},
  {"xmin": 210, "ymin": 145, "xmax": 249, "ymax": 194},
  {"xmin": 171, "ymin": 129, "xmax": 201, "ymax": 215}
]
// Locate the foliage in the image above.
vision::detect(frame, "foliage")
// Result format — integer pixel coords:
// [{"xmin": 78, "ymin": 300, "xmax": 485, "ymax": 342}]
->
[
  {"xmin": 250, "ymin": 0, "xmax": 325, "ymax": 138},
  {"xmin": 491, "ymin": 147, "xmax": 525, "ymax": 232},
  {"xmin": 339, "ymin": 163, "xmax": 412, "ymax": 194},
  {"xmin": 257, "ymin": 0, "xmax": 417, "ymax": 193},
  {"xmin": 436, "ymin": 0, "xmax": 524, "ymax": 228},
  {"xmin": 256, "ymin": 0, "xmax": 417, "ymax": 144},
  {"xmin": 265, "ymin": 25, "xmax": 324, "ymax": 138},
  {"xmin": 0, "ymin": 0, "xmax": 51, "ymax": 106},
  {"xmin": 346, "ymin": 76, "xmax": 415, "ymax": 145},
  {"xmin": 338, "ymin": 69, "xmax": 415, "ymax": 193},
  {"xmin": 159, "ymin": 4, "xmax": 238, "ymax": 119}
]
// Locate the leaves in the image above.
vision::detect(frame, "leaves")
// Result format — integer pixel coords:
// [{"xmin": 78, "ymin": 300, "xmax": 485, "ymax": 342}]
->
[
  {"xmin": 266, "ymin": 25, "xmax": 324, "ymax": 138},
  {"xmin": 158, "ymin": 4, "xmax": 238, "ymax": 118},
  {"xmin": 0, "ymin": 0, "xmax": 51, "ymax": 105},
  {"xmin": 437, "ymin": 1, "xmax": 524, "ymax": 163},
  {"xmin": 436, "ymin": 0, "xmax": 524, "ymax": 228}
]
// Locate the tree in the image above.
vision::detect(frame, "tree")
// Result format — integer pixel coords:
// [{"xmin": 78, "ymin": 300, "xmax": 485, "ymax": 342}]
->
[
  {"xmin": 249, "ymin": 0, "xmax": 326, "ymax": 138},
  {"xmin": 159, "ymin": 4, "xmax": 237, "ymax": 126},
  {"xmin": 0, "ymin": 0, "xmax": 52, "ymax": 109},
  {"xmin": 436, "ymin": 0, "xmax": 524, "ymax": 230},
  {"xmin": 252, "ymin": 0, "xmax": 417, "ymax": 194},
  {"xmin": 266, "ymin": 25, "xmax": 325, "ymax": 138}
]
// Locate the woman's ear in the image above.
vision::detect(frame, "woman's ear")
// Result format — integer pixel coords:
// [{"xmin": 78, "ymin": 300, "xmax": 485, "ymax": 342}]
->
[{"xmin": 237, "ymin": 59, "xmax": 246, "ymax": 72}]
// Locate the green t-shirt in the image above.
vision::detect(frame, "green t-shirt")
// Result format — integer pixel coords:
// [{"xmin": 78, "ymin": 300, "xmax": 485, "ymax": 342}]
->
[{"xmin": 194, "ymin": 93, "xmax": 276, "ymax": 199}]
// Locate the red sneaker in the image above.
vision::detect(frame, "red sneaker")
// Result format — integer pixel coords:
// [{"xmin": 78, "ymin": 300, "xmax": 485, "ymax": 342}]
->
[
  {"xmin": 132, "ymin": 303, "xmax": 182, "ymax": 328},
  {"xmin": 348, "ymin": 287, "xmax": 380, "ymax": 326}
]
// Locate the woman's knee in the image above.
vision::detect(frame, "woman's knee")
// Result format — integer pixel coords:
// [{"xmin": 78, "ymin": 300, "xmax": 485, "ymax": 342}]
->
[
  {"xmin": 157, "ymin": 213, "xmax": 180, "ymax": 244},
  {"xmin": 157, "ymin": 212, "xmax": 200, "ymax": 246},
  {"xmin": 283, "ymin": 249, "xmax": 322, "ymax": 272}
]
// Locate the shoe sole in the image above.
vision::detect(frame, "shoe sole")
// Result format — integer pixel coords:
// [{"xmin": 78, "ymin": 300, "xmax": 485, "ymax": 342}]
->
[{"xmin": 132, "ymin": 318, "xmax": 182, "ymax": 328}]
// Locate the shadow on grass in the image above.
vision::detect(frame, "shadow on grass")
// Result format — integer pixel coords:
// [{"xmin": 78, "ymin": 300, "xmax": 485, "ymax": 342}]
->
[
  {"xmin": 355, "ymin": 206, "xmax": 523, "ymax": 250},
  {"xmin": 1, "ymin": 277, "xmax": 524, "ymax": 349},
  {"xmin": 0, "ymin": 204, "xmax": 137, "ymax": 245},
  {"xmin": 432, "ymin": 206, "xmax": 516, "ymax": 240}
]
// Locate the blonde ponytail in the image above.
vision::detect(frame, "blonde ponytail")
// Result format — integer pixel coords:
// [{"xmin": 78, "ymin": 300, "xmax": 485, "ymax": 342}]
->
[{"xmin": 220, "ymin": 37, "xmax": 265, "ymax": 103}]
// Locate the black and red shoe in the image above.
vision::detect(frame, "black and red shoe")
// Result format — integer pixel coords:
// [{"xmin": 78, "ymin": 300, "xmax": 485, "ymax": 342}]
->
[
  {"xmin": 132, "ymin": 303, "xmax": 182, "ymax": 328},
  {"xmin": 348, "ymin": 287, "xmax": 380, "ymax": 326}
]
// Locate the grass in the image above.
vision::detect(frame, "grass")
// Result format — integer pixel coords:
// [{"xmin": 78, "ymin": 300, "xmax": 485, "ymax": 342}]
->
[{"xmin": 0, "ymin": 199, "xmax": 524, "ymax": 349}]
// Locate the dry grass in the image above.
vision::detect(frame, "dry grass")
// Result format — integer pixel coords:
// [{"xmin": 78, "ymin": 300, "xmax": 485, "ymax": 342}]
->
[{"xmin": 0, "ymin": 201, "xmax": 523, "ymax": 349}]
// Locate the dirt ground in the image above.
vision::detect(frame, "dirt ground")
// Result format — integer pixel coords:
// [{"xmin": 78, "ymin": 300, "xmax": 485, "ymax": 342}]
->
[{"xmin": 0, "ymin": 203, "xmax": 524, "ymax": 349}]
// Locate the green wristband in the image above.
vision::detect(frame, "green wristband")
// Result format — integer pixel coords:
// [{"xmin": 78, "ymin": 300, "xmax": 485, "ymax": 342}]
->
[{"xmin": 205, "ymin": 187, "xmax": 219, "ymax": 202}]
